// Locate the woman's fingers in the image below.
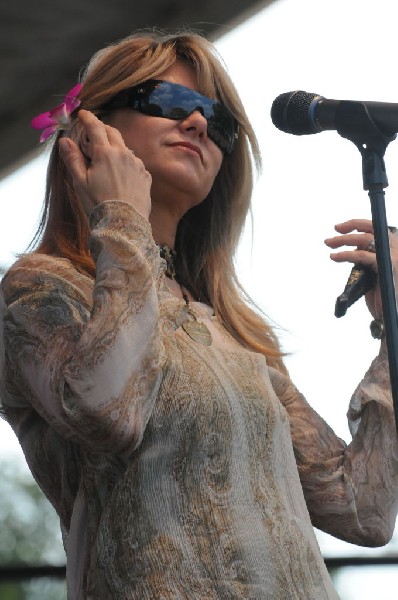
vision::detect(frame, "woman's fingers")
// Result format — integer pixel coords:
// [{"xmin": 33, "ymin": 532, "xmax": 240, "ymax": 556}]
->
[
  {"xmin": 324, "ymin": 218, "xmax": 378, "ymax": 270},
  {"xmin": 58, "ymin": 137, "xmax": 87, "ymax": 184},
  {"xmin": 325, "ymin": 219, "xmax": 375, "ymax": 252},
  {"xmin": 78, "ymin": 111, "xmax": 127, "ymax": 161},
  {"xmin": 325, "ymin": 219, "xmax": 376, "ymax": 253},
  {"xmin": 58, "ymin": 137, "xmax": 99, "ymax": 215},
  {"xmin": 77, "ymin": 110, "xmax": 110, "ymax": 147},
  {"xmin": 324, "ymin": 218, "xmax": 398, "ymax": 320},
  {"xmin": 325, "ymin": 232, "xmax": 374, "ymax": 250},
  {"xmin": 333, "ymin": 219, "xmax": 375, "ymax": 234},
  {"xmin": 104, "ymin": 123, "xmax": 126, "ymax": 146},
  {"xmin": 327, "ymin": 248, "xmax": 377, "ymax": 267},
  {"xmin": 59, "ymin": 109, "xmax": 152, "ymax": 219},
  {"xmin": 325, "ymin": 219, "xmax": 398, "ymax": 254}
]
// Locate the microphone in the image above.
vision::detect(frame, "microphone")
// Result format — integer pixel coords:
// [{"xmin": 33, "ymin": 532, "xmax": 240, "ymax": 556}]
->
[
  {"xmin": 271, "ymin": 91, "xmax": 398, "ymax": 137},
  {"xmin": 334, "ymin": 264, "xmax": 376, "ymax": 318}
]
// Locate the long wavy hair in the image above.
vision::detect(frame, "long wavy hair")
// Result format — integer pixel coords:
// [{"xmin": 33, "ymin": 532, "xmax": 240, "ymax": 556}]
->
[{"xmin": 33, "ymin": 30, "xmax": 287, "ymax": 373}]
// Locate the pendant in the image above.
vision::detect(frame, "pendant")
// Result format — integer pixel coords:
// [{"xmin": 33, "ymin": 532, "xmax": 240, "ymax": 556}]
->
[
  {"xmin": 182, "ymin": 318, "xmax": 212, "ymax": 346},
  {"xmin": 174, "ymin": 298, "xmax": 212, "ymax": 346}
]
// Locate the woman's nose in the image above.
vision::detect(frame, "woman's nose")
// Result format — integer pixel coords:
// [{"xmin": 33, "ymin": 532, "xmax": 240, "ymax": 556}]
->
[{"xmin": 179, "ymin": 110, "xmax": 208, "ymax": 139}]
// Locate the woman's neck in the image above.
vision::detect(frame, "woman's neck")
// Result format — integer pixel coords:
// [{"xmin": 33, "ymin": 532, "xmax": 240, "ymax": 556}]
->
[{"xmin": 149, "ymin": 204, "xmax": 180, "ymax": 249}]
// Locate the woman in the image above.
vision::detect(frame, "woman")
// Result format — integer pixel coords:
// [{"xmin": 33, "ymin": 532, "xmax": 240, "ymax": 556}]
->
[{"xmin": 1, "ymin": 31, "xmax": 397, "ymax": 599}]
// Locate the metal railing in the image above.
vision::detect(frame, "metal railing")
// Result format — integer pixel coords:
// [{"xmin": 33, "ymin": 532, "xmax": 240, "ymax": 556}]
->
[{"xmin": 1, "ymin": 556, "xmax": 397, "ymax": 582}]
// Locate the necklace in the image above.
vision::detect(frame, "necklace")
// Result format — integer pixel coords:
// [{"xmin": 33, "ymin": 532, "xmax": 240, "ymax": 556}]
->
[{"xmin": 157, "ymin": 244, "xmax": 212, "ymax": 346}]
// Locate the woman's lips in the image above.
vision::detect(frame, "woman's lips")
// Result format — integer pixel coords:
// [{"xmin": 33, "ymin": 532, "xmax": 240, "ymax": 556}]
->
[{"xmin": 169, "ymin": 141, "xmax": 203, "ymax": 162}]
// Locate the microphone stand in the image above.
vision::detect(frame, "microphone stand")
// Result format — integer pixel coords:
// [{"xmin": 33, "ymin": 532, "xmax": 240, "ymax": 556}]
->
[{"xmin": 335, "ymin": 101, "xmax": 398, "ymax": 434}]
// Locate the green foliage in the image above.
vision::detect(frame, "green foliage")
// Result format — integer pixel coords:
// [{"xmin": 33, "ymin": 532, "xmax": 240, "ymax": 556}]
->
[{"xmin": 0, "ymin": 455, "xmax": 66, "ymax": 599}]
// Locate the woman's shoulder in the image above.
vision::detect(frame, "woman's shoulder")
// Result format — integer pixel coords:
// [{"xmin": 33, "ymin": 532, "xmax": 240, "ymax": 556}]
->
[
  {"xmin": 7, "ymin": 251, "xmax": 78, "ymax": 270},
  {"xmin": 1, "ymin": 253, "xmax": 94, "ymax": 306}
]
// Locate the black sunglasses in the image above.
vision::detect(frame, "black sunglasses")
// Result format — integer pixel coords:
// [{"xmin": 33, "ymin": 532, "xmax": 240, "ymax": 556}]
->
[{"xmin": 101, "ymin": 80, "xmax": 239, "ymax": 155}]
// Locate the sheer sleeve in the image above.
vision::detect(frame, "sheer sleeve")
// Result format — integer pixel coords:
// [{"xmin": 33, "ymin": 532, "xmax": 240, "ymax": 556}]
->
[
  {"xmin": 0, "ymin": 200, "xmax": 166, "ymax": 454},
  {"xmin": 269, "ymin": 349, "xmax": 398, "ymax": 547}
]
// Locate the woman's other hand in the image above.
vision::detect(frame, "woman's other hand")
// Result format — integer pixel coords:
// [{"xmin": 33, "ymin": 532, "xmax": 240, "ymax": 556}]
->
[
  {"xmin": 58, "ymin": 110, "xmax": 152, "ymax": 219},
  {"xmin": 324, "ymin": 218, "xmax": 398, "ymax": 319}
]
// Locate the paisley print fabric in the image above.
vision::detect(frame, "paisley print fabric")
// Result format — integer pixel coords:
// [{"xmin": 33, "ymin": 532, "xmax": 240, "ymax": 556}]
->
[{"xmin": 1, "ymin": 200, "xmax": 397, "ymax": 599}]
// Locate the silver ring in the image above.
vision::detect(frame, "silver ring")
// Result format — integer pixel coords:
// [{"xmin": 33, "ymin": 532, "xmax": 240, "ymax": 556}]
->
[{"xmin": 366, "ymin": 238, "xmax": 376, "ymax": 253}]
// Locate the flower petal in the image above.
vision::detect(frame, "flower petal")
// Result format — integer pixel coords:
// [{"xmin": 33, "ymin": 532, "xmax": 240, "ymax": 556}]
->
[
  {"xmin": 32, "ymin": 82, "xmax": 83, "ymax": 142},
  {"xmin": 39, "ymin": 125, "xmax": 58, "ymax": 143},
  {"xmin": 67, "ymin": 98, "xmax": 81, "ymax": 113},
  {"xmin": 50, "ymin": 103, "xmax": 68, "ymax": 122},
  {"xmin": 64, "ymin": 83, "xmax": 83, "ymax": 112},
  {"xmin": 65, "ymin": 83, "xmax": 83, "ymax": 99},
  {"xmin": 31, "ymin": 111, "xmax": 55, "ymax": 129}
]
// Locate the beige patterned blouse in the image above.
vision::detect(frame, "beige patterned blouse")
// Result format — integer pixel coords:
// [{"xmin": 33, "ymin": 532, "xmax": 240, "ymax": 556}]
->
[{"xmin": 1, "ymin": 201, "xmax": 398, "ymax": 600}]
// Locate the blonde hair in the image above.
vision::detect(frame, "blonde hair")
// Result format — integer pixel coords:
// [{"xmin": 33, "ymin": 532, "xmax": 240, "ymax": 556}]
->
[{"xmin": 34, "ymin": 30, "xmax": 287, "ymax": 373}]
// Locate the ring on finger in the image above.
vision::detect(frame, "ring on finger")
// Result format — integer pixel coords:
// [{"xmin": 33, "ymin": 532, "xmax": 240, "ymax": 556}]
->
[{"xmin": 366, "ymin": 238, "xmax": 376, "ymax": 253}]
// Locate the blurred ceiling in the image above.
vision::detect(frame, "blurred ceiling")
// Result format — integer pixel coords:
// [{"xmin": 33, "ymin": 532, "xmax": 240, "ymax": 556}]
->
[{"xmin": 1, "ymin": 0, "xmax": 276, "ymax": 179}]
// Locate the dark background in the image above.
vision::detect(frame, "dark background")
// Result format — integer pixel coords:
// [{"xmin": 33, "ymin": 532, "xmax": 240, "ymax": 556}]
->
[{"xmin": 1, "ymin": 0, "xmax": 275, "ymax": 178}]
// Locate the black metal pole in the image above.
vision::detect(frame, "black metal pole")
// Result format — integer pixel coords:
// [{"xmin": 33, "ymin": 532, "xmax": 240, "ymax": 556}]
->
[
  {"xmin": 334, "ymin": 101, "xmax": 398, "ymax": 434},
  {"xmin": 368, "ymin": 181, "xmax": 398, "ymax": 434}
]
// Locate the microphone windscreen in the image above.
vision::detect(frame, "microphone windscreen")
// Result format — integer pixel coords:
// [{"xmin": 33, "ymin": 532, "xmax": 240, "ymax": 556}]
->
[{"xmin": 271, "ymin": 91, "xmax": 320, "ymax": 135}]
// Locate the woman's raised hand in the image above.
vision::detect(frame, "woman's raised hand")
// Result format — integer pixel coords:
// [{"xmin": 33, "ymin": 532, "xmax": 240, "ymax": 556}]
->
[
  {"xmin": 58, "ymin": 110, "xmax": 152, "ymax": 219},
  {"xmin": 325, "ymin": 218, "xmax": 398, "ymax": 320}
]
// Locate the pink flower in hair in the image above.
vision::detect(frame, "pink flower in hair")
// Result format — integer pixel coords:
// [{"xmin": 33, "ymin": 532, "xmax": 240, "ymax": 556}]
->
[{"xmin": 31, "ymin": 83, "xmax": 83, "ymax": 142}]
